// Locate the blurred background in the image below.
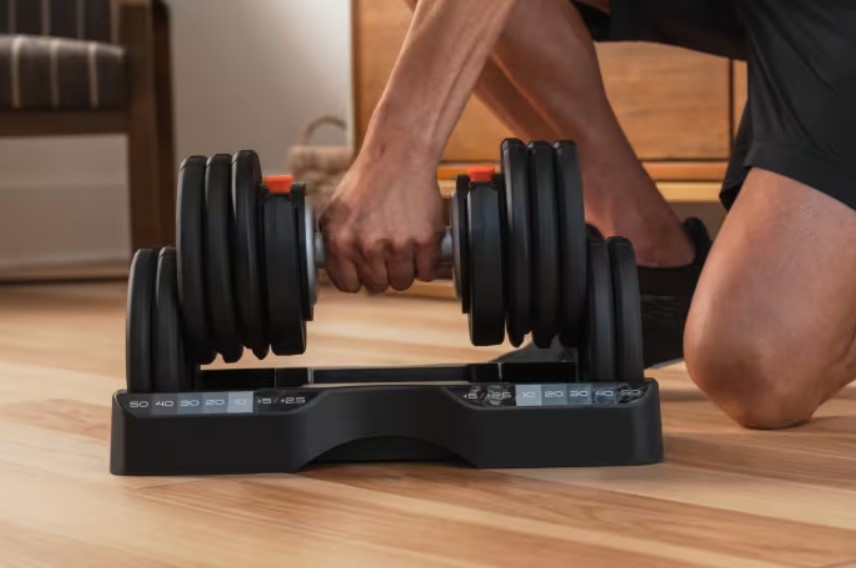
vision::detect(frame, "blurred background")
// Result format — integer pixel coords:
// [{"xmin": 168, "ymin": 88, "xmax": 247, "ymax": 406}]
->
[
  {"xmin": 0, "ymin": 0, "xmax": 734, "ymax": 287},
  {"xmin": 0, "ymin": 0, "xmax": 350, "ymax": 279}
]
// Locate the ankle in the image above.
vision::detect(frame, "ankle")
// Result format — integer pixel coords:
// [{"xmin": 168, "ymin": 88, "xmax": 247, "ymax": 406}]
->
[
  {"xmin": 588, "ymin": 193, "xmax": 695, "ymax": 267},
  {"xmin": 571, "ymin": 128, "xmax": 698, "ymax": 267},
  {"xmin": 581, "ymin": 163, "xmax": 696, "ymax": 267},
  {"xmin": 623, "ymin": 218, "xmax": 695, "ymax": 268}
]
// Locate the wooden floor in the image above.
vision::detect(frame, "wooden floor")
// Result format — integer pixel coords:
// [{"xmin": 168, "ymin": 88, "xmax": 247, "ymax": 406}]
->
[{"xmin": 2, "ymin": 282, "xmax": 856, "ymax": 568}]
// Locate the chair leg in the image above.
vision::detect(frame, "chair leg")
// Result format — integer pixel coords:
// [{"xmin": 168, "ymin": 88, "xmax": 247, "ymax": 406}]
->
[
  {"xmin": 153, "ymin": 0, "xmax": 176, "ymax": 245},
  {"xmin": 127, "ymin": 101, "xmax": 163, "ymax": 251},
  {"xmin": 123, "ymin": 0, "xmax": 172, "ymax": 252}
]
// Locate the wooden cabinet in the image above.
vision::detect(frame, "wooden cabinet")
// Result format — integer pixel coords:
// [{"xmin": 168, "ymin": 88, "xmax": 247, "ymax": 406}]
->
[
  {"xmin": 597, "ymin": 43, "xmax": 731, "ymax": 161},
  {"xmin": 353, "ymin": 0, "xmax": 741, "ymax": 182}
]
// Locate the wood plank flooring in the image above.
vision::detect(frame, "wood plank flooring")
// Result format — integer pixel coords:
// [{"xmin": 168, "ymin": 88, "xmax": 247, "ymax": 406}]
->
[{"xmin": 1, "ymin": 282, "xmax": 855, "ymax": 567}]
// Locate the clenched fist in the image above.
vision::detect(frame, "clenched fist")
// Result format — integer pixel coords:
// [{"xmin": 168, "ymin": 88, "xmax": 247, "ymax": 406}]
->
[{"xmin": 320, "ymin": 154, "xmax": 444, "ymax": 294}]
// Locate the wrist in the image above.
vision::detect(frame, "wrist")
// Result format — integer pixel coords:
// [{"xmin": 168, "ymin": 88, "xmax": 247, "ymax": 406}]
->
[
  {"xmin": 348, "ymin": 134, "xmax": 439, "ymax": 189},
  {"xmin": 356, "ymin": 137, "xmax": 439, "ymax": 181},
  {"xmin": 360, "ymin": 97, "xmax": 444, "ymax": 167}
]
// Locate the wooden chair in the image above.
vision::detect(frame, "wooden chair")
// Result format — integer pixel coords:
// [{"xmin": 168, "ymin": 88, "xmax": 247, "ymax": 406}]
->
[{"xmin": 0, "ymin": 0, "xmax": 175, "ymax": 251}]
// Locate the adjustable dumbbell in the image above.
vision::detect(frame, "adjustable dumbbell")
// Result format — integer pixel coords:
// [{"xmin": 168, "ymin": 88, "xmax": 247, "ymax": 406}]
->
[
  {"xmin": 125, "ymin": 138, "xmax": 644, "ymax": 395},
  {"xmin": 177, "ymin": 141, "xmax": 590, "ymax": 354}
]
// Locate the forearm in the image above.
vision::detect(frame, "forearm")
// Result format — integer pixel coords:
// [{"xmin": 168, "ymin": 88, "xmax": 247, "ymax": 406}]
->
[{"xmin": 360, "ymin": 0, "xmax": 516, "ymax": 165}]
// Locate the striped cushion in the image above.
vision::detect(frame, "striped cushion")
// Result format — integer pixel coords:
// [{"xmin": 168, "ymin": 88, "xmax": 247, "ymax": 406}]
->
[
  {"xmin": 0, "ymin": 34, "xmax": 125, "ymax": 109},
  {"xmin": 0, "ymin": 0, "xmax": 117, "ymax": 42}
]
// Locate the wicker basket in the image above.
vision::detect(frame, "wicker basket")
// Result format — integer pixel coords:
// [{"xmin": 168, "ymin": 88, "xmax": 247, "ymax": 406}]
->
[{"xmin": 287, "ymin": 115, "xmax": 353, "ymax": 220}]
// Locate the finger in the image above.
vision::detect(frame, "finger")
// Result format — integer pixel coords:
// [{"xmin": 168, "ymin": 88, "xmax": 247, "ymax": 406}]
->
[
  {"xmin": 356, "ymin": 261, "xmax": 388, "ymax": 295},
  {"xmin": 326, "ymin": 258, "xmax": 361, "ymax": 293},
  {"xmin": 414, "ymin": 231, "xmax": 441, "ymax": 282},
  {"xmin": 358, "ymin": 238, "xmax": 390, "ymax": 294},
  {"xmin": 387, "ymin": 241, "xmax": 416, "ymax": 291},
  {"xmin": 323, "ymin": 231, "xmax": 361, "ymax": 293}
]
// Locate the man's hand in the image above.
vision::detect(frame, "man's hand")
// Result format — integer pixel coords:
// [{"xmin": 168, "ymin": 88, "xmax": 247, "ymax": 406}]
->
[
  {"xmin": 319, "ymin": 0, "xmax": 515, "ymax": 294},
  {"xmin": 320, "ymin": 154, "xmax": 444, "ymax": 294}
]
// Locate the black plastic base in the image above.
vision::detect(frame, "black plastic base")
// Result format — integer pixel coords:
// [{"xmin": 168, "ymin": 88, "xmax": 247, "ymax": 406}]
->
[{"xmin": 110, "ymin": 364, "xmax": 663, "ymax": 475}]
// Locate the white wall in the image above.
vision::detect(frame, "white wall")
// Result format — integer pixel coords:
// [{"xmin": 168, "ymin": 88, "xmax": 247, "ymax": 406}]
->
[
  {"xmin": 0, "ymin": 0, "xmax": 351, "ymax": 269},
  {"xmin": 170, "ymin": 0, "xmax": 351, "ymax": 171}
]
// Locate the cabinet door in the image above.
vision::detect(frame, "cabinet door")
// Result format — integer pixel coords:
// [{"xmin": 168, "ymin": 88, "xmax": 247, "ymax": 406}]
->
[{"xmin": 353, "ymin": 0, "xmax": 733, "ymax": 165}]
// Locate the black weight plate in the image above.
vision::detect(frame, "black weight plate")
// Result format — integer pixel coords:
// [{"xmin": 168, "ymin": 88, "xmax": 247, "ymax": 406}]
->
[
  {"xmin": 467, "ymin": 183, "xmax": 505, "ymax": 346},
  {"xmin": 204, "ymin": 154, "xmax": 243, "ymax": 362},
  {"xmin": 553, "ymin": 141, "xmax": 587, "ymax": 347},
  {"xmin": 263, "ymin": 192, "xmax": 307, "ymax": 355},
  {"xmin": 608, "ymin": 237, "xmax": 644, "ymax": 382},
  {"xmin": 500, "ymin": 138, "xmax": 533, "ymax": 347},
  {"xmin": 290, "ymin": 182, "xmax": 314, "ymax": 321},
  {"xmin": 231, "ymin": 150, "xmax": 269, "ymax": 359},
  {"xmin": 153, "ymin": 247, "xmax": 196, "ymax": 392},
  {"xmin": 126, "ymin": 248, "xmax": 158, "ymax": 393},
  {"xmin": 453, "ymin": 174, "xmax": 471, "ymax": 314},
  {"xmin": 581, "ymin": 238, "xmax": 616, "ymax": 382},
  {"xmin": 527, "ymin": 141, "xmax": 561, "ymax": 348},
  {"xmin": 176, "ymin": 155, "xmax": 216, "ymax": 364}
]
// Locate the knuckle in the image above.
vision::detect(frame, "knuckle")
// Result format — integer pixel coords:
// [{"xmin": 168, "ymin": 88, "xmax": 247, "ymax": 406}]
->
[
  {"xmin": 361, "ymin": 235, "xmax": 389, "ymax": 258},
  {"xmin": 414, "ymin": 227, "xmax": 437, "ymax": 249},
  {"xmin": 327, "ymin": 231, "xmax": 354, "ymax": 254},
  {"xmin": 390, "ymin": 237, "xmax": 413, "ymax": 256}
]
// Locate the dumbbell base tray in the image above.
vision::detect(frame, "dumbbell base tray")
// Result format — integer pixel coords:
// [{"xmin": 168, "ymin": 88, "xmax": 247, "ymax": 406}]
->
[{"xmin": 110, "ymin": 364, "xmax": 663, "ymax": 475}]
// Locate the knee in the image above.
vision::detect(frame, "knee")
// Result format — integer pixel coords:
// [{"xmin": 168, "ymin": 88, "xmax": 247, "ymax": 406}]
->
[{"xmin": 684, "ymin": 307, "xmax": 822, "ymax": 429}]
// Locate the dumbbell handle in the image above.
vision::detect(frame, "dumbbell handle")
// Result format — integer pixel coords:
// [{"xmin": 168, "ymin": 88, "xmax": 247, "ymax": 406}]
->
[
  {"xmin": 313, "ymin": 228, "xmax": 454, "ymax": 269},
  {"xmin": 264, "ymin": 175, "xmax": 458, "ymax": 270}
]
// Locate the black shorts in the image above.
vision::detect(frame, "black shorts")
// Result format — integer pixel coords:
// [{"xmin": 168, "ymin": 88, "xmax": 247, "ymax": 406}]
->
[{"xmin": 576, "ymin": 0, "xmax": 856, "ymax": 211}]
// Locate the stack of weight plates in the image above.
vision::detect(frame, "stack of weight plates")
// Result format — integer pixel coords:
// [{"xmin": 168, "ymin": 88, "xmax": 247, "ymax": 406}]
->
[
  {"xmin": 125, "ymin": 151, "xmax": 317, "ymax": 393},
  {"xmin": 452, "ymin": 138, "xmax": 643, "ymax": 383}
]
